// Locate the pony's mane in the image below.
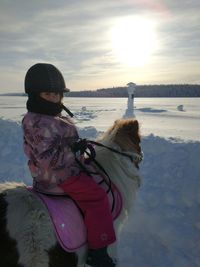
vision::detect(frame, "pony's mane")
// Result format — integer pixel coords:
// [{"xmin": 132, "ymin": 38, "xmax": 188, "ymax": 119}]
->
[{"xmin": 101, "ymin": 118, "xmax": 141, "ymax": 153}]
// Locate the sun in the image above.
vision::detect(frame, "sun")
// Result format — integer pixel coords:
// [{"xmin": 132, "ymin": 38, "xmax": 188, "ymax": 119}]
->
[{"xmin": 111, "ymin": 17, "xmax": 157, "ymax": 67}]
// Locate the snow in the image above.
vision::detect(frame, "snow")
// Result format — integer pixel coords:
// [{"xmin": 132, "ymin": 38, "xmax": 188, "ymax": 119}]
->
[{"xmin": 0, "ymin": 96, "xmax": 200, "ymax": 267}]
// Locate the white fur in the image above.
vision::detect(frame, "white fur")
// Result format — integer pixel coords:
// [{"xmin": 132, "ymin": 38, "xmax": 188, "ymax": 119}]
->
[
  {"xmin": 96, "ymin": 133, "xmax": 141, "ymax": 216},
  {"xmin": 95, "ymin": 134, "xmax": 141, "ymax": 264}
]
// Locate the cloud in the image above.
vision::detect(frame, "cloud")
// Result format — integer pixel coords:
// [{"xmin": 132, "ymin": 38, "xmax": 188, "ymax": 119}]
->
[{"xmin": 0, "ymin": 0, "xmax": 200, "ymax": 92}]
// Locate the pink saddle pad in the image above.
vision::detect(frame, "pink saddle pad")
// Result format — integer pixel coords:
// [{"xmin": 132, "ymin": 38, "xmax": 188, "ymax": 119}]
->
[{"xmin": 27, "ymin": 183, "xmax": 122, "ymax": 252}]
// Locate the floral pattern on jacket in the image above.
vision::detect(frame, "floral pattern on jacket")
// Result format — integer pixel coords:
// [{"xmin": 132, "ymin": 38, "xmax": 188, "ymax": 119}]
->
[{"xmin": 22, "ymin": 112, "xmax": 80, "ymax": 194}]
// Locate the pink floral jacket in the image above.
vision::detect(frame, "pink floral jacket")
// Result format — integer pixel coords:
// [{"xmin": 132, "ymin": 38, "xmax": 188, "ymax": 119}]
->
[{"xmin": 22, "ymin": 112, "xmax": 81, "ymax": 194}]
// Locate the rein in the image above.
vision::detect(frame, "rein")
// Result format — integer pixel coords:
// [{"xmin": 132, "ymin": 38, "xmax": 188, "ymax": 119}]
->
[
  {"xmin": 71, "ymin": 138, "xmax": 143, "ymax": 212},
  {"xmin": 88, "ymin": 140, "xmax": 143, "ymax": 165},
  {"xmin": 71, "ymin": 138, "xmax": 143, "ymax": 172}
]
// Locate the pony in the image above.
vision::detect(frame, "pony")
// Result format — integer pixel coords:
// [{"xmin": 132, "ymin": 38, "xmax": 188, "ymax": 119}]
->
[{"xmin": 0, "ymin": 118, "xmax": 142, "ymax": 267}]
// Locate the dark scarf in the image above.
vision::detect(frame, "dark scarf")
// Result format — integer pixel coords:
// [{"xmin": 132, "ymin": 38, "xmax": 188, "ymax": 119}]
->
[{"xmin": 26, "ymin": 94, "xmax": 74, "ymax": 117}]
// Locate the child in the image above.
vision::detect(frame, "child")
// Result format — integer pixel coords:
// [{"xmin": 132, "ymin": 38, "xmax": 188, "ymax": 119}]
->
[{"xmin": 22, "ymin": 63, "xmax": 116, "ymax": 267}]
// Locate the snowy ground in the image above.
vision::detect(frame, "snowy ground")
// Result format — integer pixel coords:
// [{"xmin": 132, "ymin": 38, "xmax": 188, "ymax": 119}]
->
[{"xmin": 0, "ymin": 96, "xmax": 200, "ymax": 267}]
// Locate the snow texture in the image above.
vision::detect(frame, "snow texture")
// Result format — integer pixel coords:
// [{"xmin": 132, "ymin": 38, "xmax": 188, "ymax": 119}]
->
[{"xmin": 0, "ymin": 96, "xmax": 200, "ymax": 267}]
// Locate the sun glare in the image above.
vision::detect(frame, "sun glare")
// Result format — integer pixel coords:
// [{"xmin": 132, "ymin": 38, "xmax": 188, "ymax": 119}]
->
[{"xmin": 111, "ymin": 17, "xmax": 157, "ymax": 67}]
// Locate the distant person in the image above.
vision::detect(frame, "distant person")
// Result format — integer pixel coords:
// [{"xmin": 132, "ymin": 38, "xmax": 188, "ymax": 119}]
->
[{"xmin": 22, "ymin": 63, "xmax": 116, "ymax": 267}]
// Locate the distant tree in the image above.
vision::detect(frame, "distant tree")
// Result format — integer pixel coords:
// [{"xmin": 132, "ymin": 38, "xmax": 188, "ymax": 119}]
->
[{"xmin": 66, "ymin": 84, "xmax": 200, "ymax": 98}]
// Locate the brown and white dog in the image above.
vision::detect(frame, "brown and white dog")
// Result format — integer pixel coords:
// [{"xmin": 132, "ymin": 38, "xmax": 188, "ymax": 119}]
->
[{"xmin": 0, "ymin": 118, "xmax": 142, "ymax": 267}]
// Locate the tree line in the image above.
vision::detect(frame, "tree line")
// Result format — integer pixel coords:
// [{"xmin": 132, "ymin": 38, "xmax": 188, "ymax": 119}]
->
[
  {"xmin": 1, "ymin": 84, "xmax": 200, "ymax": 97},
  {"xmin": 67, "ymin": 84, "xmax": 200, "ymax": 97}
]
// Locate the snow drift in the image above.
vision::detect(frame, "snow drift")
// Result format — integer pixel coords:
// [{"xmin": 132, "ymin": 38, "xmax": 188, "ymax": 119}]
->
[{"xmin": 0, "ymin": 118, "xmax": 199, "ymax": 267}]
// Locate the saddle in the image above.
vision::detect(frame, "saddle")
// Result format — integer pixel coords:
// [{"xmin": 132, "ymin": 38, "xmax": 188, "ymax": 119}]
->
[{"xmin": 27, "ymin": 180, "xmax": 122, "ymax": 252}]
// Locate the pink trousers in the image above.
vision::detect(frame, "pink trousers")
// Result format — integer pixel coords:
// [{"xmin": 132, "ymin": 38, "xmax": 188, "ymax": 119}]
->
[{"xmin": 59, "ymin": 173, "xmax": 116, "ymax": 249}]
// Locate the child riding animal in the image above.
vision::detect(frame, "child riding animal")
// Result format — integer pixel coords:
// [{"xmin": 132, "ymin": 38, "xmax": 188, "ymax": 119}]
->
[
  {"xmin": 0, "ymin": 113, "xmax": 142, "ymax": 267},
  {"xmin": 22, "ymin": 63, "xmax": 116, "ymax": 267}
]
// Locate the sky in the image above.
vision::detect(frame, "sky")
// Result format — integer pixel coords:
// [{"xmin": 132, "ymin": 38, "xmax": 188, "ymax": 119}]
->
[{"xmin": 0, "ymin": 0, "xmax": 200, "ymax": 93}]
